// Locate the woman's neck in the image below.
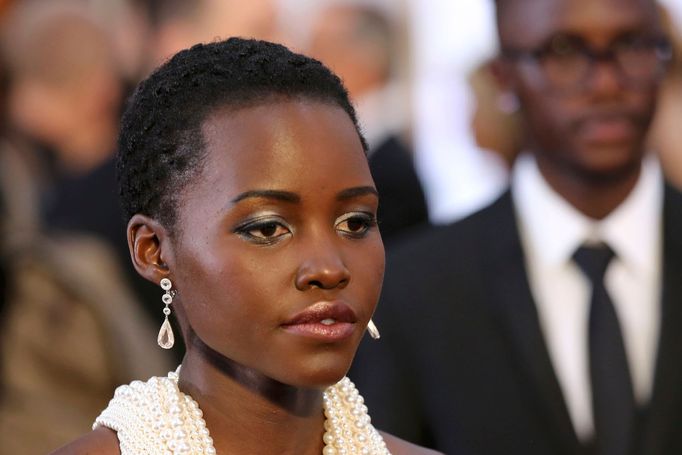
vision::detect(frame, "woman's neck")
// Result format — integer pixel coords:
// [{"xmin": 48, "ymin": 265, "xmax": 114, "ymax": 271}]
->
[{"xmin": 177, "ymin": 333, "xmax": 327, "ymax": 454}]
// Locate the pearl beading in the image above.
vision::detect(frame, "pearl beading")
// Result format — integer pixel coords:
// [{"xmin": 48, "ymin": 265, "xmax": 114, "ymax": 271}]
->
[
  {"xmin": 322, "ymin": 377, "xmax": 390, "ymax": 455},
  {"xmin": 94, "ymin": 368, "xmax": 390, "ymax": 454}
]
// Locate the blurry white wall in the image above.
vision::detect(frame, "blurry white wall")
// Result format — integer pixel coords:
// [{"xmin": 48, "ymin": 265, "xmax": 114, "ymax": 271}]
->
[{"xmin": 660, "ymin": 0, "xmax": 682, "ymax": 27}]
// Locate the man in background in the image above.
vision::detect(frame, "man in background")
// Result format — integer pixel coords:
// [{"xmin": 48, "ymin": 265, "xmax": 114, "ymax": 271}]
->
[
  {"xmin": 143, "ymin": 0, "xmax": 278, "ymax": 69},
  {"xmin": 352, "ymin": 0, "xmax": 682, "ymax": 453}
]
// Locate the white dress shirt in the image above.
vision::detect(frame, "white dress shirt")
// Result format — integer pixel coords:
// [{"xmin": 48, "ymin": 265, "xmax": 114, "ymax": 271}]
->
[{"xmin": 511, "ymin": 153, "xmax": 663, "ymax": 441}]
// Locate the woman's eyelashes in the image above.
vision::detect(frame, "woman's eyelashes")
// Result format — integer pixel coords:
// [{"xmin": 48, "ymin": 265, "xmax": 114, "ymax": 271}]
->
[
  {"xmin": 334, "ymin": 212, "xmax": 377, "ymax": 238},
  {"xmin": 233, "ymin": 211, "xmax": 377, "ymax": 244},
  {"xmin": 234, "ymin": 216, "xmax": 292, "ymax": 245}
]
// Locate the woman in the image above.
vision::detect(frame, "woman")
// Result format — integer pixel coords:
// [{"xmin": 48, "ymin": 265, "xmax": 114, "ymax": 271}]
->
[{"xmin": 52, "ymin": 38, "xmax": 440, "ymax": 454}]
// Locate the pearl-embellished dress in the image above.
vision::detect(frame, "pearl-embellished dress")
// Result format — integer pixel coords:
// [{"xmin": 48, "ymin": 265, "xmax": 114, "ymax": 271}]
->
[{"xmin": 94, "ymin": 367, "xmax": 391, "ymax": 454}]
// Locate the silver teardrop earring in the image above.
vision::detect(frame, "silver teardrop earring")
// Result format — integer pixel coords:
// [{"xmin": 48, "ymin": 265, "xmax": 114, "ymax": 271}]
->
[
  {"xmin": 157, "ymin": 278, "xmax": 175, "ymax": 349},
  {"xmin": 367, "ymin": 319, "xmax": 381, "ymax": 340}
]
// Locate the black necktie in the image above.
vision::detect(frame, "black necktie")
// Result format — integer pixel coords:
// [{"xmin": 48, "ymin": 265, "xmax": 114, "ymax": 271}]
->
[{"xmin": 573, "ymin": 244, "xmax": 635, "ymax": 455}]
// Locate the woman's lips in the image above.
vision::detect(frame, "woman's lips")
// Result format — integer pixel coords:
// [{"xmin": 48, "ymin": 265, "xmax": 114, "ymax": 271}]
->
[
  {"xmin": 282, "ymin": 322, "xmax": 355, "ymax": 342},
  {"xmin": 282, "ymin": 301, "xmax": 357, "ymax": 342}
]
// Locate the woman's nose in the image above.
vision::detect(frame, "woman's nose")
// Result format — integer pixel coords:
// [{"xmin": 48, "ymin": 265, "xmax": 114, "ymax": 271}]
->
[{"xmin": 295, "ymin": 249, "xmax": 351, "ymax": 291}]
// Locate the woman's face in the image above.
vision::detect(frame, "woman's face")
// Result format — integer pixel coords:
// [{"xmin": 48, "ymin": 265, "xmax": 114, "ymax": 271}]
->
[{"xmin": 167, "ymin": 99, "xmax": 384, "ymax": 388}]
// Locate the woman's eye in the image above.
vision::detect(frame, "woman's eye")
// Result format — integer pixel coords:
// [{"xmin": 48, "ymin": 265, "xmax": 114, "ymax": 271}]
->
[
  {"xmin": 252, "ymin": 222, "xmax": 284, "ymax": 238},
  {"xmin": 235, "ymin": 219, "xmax": 291, "ymax": 244},
  {"xmin": 336, "ymin": 212, "xmax": 377, "ymax": 237}
]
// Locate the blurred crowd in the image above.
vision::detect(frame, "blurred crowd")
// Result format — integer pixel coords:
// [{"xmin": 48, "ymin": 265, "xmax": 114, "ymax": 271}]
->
[{"xmin": 0, "ymin": 0, "xmax": 679, "ymax": 453}]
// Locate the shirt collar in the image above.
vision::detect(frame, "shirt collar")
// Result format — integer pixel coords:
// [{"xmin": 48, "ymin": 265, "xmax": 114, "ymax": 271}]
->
[
  {"xmin": 600, "ymin": 156, "xmax": 663, "ymax": 274},
  {"xmin": 511, "ymin": 153, "xmax": 663, "ymax": 272}
]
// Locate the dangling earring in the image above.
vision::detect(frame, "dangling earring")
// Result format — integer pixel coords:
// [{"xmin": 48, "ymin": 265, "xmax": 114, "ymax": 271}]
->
[
  {"xmin": 157, "ymin": 278, "xmax": 175, "ymax": 349},
  {"xmin": 367, "ymin": 319, "xmax": 381, "ymax": 340}
]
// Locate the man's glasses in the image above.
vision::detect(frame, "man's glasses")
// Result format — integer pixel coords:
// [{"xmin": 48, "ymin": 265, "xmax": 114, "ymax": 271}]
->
[{"xmin": 502, "ymin": 34, "xmax": 673, "ymax": 92}]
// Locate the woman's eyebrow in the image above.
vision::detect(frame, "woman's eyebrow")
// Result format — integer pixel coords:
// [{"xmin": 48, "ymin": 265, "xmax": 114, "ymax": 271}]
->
[
  {"xmin": 336, "ymin": 186, "xmax": 379, "ymax": 201},
  {"xmin": 231, "ymin": 190, "xmax": 301, "ymax": 204},
  {"xmin": 230, "ymin": 187, "xmax": 377, "ymax": 204}
]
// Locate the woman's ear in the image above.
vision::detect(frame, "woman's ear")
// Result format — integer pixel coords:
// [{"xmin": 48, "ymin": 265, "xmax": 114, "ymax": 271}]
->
[{"xmin": 127, "ymin": 214, "xmax": 173, "ymax": 285}]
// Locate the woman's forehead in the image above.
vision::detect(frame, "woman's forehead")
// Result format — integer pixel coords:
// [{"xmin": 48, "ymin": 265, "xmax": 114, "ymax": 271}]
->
[{"xmin": 186, "ymin": 99, "xmax": 371, "ymax": 202}]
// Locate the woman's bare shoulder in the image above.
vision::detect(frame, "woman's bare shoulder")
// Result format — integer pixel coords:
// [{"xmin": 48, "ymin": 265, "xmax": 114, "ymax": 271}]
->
[
  {"xmin": 49, "ymin": 427, "xmax": 120, "ymax": 455},
  {"xmin": 381, "ymin": 431, "xmax": 444, "ymax": 455}
]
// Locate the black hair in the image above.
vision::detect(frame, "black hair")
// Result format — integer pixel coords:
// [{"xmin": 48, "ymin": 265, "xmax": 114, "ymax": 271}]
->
[{"xmin": 117, "ymin": 37, "xmax": 367, "ymax": 232}]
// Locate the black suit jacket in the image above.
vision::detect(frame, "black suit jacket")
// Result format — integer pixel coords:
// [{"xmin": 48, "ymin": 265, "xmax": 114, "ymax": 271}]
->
[
  {"xmin": 368, "ymin": 135, "xmax": 429, "ymax": 244},
  {"xmin": 351, "ymin": 188, "xmax": 682, "ymax": 455}
]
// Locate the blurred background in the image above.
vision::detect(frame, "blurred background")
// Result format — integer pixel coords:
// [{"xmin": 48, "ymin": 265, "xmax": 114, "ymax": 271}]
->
[{"xmin": 0, "ymin": 0, "xmax": 679, "ymax": 452}]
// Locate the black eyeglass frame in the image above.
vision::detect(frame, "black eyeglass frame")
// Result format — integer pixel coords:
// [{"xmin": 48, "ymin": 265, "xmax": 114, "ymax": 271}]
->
[{"xmin": 500, "ymin": 35, "xmax": 674, "ymax": 92}]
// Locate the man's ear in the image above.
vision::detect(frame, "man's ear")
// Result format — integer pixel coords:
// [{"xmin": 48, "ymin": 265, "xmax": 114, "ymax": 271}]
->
[
  {"xmin": 488, "ymin": 57, "xmax": 522, "ymax": 114},
  {"xmin": 488, "ymin": 56, "xmax": 515, "ymax": 93},
  {"xmin": 127, "ymin": 214, "xmax": 174, "ymax": 285}
]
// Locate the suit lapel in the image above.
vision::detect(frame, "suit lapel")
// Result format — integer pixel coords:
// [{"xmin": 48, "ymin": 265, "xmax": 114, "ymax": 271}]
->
[
  {"xmin": 480, "ymin": 191, "xmax": 581, "ymax": 454},
  {"xmin": 640, "ymin": 185, "xmax": 682, "ymax": 455}
]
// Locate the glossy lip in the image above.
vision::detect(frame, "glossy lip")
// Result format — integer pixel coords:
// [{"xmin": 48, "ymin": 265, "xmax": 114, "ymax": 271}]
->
[{"xmin": 281, "ymin": 301, "xmax": 358, "ymax": 342}]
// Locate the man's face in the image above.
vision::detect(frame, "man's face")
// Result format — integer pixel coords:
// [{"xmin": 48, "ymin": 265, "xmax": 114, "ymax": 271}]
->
[{"xmin": 497, "ymin": 0, "xmax": 668, "ymax": 181}]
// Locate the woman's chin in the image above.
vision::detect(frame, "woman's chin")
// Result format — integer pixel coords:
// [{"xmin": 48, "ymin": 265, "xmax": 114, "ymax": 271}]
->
[{"xmin": 276, "ymin": 358, "xmax": 353, "ymax": 389}]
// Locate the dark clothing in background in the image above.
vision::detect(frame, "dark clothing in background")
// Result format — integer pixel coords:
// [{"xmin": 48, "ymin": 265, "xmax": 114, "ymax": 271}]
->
[
  {"xmin": 0, "ymin": 139, "xmax": 174, "ymax": 453},
  {"xmin": 0, "ymin": 192, "xmax": 6, "ymax": 319},
  {"xmin": 0, "ymin": 255, "xmax": 5, "ymax": 316},
  {"xmin": 41, "ymin": 157, "xmax": 170, "ymax": 353},
  {"xmin": 43, "ymin": 157, "xmax": 124, "ymax": 257},
  {"xmin": 0, "ymin": 234, "xmax": 173, "ymax": 454},
  {"xmin": 368, "ymin": 136, "xmax": 429, "ymax": 243},
  {"xmin": 351, "ymin": 189, "xmax": 682, "ymax": 455}
]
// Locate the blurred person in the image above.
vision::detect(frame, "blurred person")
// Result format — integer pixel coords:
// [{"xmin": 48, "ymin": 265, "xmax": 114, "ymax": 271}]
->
[
  {"xmin": 650, "ymin": 7, "xmax": 682, "ymax": 188},
  {"xmin": 3, "ymin": 1, "xmax": 123, "ymax": 245},
  {"xmin": 0, "ymin": 42, "xmax": 8, "ymax": 341},
  {"xmin": 0, "ymin": 212, "xmax": 173, "ymax": 454},
  {"xmin": 4, "ymin": 1, "xmax": 121, "ymax": 178},
  {"xmin": 52, "ymin": 37, "xmax": 438, "ymax": 455},
  {"xmin": 352, "ymin": 0, "xmax": 682, "ymax": 453},
  {"xmin": 0, "ymin": 209, "xmax": 5, "ymax": 328},
  {"xmin": 307, "ymin": 0, "xmax": 429, "ymax": 242},
  {"xmin": 2, "ymin": 0, "xmax": 167, "ymax": 330},
  {"xmin": 77, "ymin": 0, "xmax": 159, "ymax": 89},
  {"xmin": 0, "ymin": 12, "xmax": 172, "ymax": 452},
  {"xmin": 142, "ymin": 0, "xmax": 280, "ymax": 70}
]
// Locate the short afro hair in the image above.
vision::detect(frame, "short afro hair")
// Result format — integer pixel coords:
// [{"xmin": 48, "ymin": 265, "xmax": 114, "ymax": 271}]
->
[{"xmin": 117, "ymin": 37, "xmax": 367, "ymax": 233}]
